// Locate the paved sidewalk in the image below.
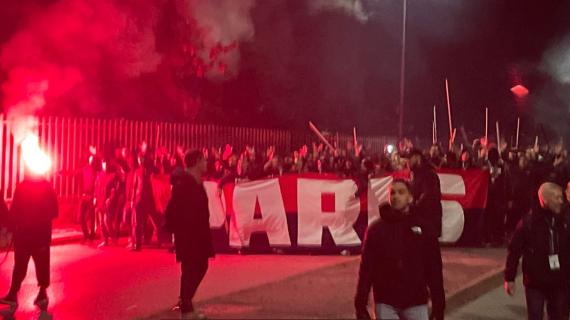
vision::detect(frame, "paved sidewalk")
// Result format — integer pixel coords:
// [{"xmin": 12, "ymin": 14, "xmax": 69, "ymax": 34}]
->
[{"xmin": 148, "ymin": 247, "xmax": 507, "ymax": 319}]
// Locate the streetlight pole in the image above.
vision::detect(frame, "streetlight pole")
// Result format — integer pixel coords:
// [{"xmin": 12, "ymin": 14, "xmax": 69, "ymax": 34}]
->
[{"xmin": 397, "ymin": 0, "xmax": 407, "ymax": 139}]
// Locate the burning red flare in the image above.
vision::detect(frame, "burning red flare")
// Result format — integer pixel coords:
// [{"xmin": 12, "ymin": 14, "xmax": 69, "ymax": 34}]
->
[
  {"xmin": 510, "ymin": 84, "xmax": 529, "ymax": 98},
  {"xmin": 21, "ymin": 133, "xmax": 52, "ymax": 176}
]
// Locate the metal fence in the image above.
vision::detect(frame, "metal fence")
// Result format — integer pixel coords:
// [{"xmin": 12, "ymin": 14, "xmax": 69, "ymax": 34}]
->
[{"xmin": 0, "ymin": 114, "xmax": 393, "ymax": 200}]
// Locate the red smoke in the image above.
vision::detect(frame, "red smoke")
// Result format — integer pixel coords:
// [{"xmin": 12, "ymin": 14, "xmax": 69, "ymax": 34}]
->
[
  {"xmin": 1, "ymin": 0, "xmax": 163, "ymax": 120},
  {"xmin": 0, "ymin": 0, "xmax": 252, "ymax": 128}
]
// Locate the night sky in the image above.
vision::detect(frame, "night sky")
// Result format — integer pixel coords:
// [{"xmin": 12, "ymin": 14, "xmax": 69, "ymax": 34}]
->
[{"xmin": 1, "ymin": 0, "xmax": 570, "ymax": 144}]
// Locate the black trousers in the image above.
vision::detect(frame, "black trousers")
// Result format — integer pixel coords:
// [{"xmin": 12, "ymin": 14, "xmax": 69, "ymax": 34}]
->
[
  {"xmin": 131, "ymin": 203, "xmax": 150, "ymax": 248},
  {"xmin": 99, "ymin": 201, "xmax": 122, "ymax": 241},
  {"xmin": 132, "ymin": 203, "xmax": 170, "ymax": 247},
  {"xmin": 484, "ymin": 202, "xmax": 505, "ymax": 243},
  {"xmin": 9, "ymin": 244, "xmax": 50, "ymax": 294},
  {"xmin": 180, "ymin": 258, "xmax": 209, "ymax": 313},
  {"xmin": 525, "ymin": 286, "xmax": 569, "ymax": 320},
  {"xmin": 79, "ymin": 196, "xmax": 95, "ymax": 240}
]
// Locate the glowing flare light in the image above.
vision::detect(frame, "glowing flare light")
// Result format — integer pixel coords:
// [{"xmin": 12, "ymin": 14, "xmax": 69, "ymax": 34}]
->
[
  {"xmin": 510, "ymin": 84, "xmax": 529, "ymax": 98},
  {"xmin": 21, "ymin": 134, "xmax": 52, "ymax": 175}
]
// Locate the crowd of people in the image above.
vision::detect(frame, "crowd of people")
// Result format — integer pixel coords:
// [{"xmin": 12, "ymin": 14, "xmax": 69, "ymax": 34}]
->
[
  {"xmin": 76, "ymin": 135, "xmax": 570, "ymax": 250},
  {"xmin": 2, "ymin": 133, "xmax": 570, "ymax": 319}
]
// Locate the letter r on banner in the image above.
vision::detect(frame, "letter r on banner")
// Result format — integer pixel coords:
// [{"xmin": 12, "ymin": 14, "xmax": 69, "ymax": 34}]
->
[
  {"xmin": 367, "ymin": 177, "xmax": 393, "ymax": 225},
  {"xmin": 297, "ymin": 179, "xmax": 361, "ymax": 246}
]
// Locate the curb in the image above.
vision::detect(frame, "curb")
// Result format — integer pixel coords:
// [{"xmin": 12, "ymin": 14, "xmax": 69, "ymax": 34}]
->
[
  {"xmin": 51, "ymin": 235, "xmax": 84, "ymax": 246},
  {"xmin": 444, "ymin": 266, "xmax": 504, "ymax": 315}
]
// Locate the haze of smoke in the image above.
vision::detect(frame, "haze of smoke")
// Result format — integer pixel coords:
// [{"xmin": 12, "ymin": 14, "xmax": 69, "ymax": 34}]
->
[
  {"xmin": 0, "ymin": 0, "xmax": 163, "ymax": 141},
  {"xmin": 543, "ymin": 34, "xmax": 570, "ymax": 84},
  {"xmin": 187, "ymin": 0, "xmax": 256, "ymax": 80},
  {"xmin": 308, "ymin": 0, "xmax": 368, "ymax": 23}
]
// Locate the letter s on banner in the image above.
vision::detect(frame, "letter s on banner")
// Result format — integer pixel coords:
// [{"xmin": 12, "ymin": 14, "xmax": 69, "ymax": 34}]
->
[
  {"xmin": 437, "ymin": 173, "xmax": 465, "ymax": 243},
  {"xmin": 297, "ymin": 179, "xmax": 361, "ymax": 246}
]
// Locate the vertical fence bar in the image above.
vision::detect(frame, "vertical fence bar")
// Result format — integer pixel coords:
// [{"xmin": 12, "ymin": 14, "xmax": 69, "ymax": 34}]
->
[
  {"xmin": 71, "ymin": 118, "xmax": 78, "ymax": 197},
  {"xmin": 64, "ymin": 117, "xmax": 70, "ymax": 198},
  {"xmin": 58, "ymin": 117, "xmax": 64, "ymax": 196},
  {"xmin": 0, "ymin": 114, "xmax": 5, "ymax": 200}
]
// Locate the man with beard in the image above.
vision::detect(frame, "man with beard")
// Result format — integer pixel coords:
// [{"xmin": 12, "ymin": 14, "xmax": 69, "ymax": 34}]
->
[
  {"xmin": 355, "ymin": 179, "xmax": 445, "ymax": 320},
  {"xmin": 165, "ymin": 150, "xmax": 214, "ymax": 319}
]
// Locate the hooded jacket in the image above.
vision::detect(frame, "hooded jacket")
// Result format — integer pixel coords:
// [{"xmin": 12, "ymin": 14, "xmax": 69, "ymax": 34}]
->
[
  {"xmin": 165, "ymin": 168, "xmax": 214, "ymax": 263},
  {"xmin": 355, "ymin": 204, "xmax": 445, "ymax": 319}
]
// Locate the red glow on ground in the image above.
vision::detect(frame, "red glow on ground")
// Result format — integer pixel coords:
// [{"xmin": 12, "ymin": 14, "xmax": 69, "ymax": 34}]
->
[{"xmin": 510, "ymin": 84, "xmax": 529, "ymax": 98}]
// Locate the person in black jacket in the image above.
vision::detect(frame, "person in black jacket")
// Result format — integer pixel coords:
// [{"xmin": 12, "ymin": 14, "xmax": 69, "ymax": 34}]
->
[
  {"xmin": 504, "ymin": 182, "xmax": 570, "ymax": 320},
  {"xmin": 355, "ymin": 179, "xmax": 445, "ymax": 320},
  {"xmin": 0, "ymin": 172, "xmax": 58, "ymax": 311},
  {"xmin": 165, "ymin": 150, "xmax": 214, "ymax": 320},
  {"xmin": 408, "ymin": 149, "xmax": 443, "ymax": 237},
  {"xmin": 484, "ymin": 147, "xmax": 510, "ymax": 246},
  {"xmin": 506, "ymin": 155, "xmax": 533, "ymax": 239}
]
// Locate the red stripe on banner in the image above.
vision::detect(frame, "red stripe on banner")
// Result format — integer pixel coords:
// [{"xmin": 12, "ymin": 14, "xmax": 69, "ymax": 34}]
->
[
  {"xmin": 172, "ymin": 170, "xmax": 489, "ymax": 218},
  {"xmin": 321, "ymin": 193, "xmax": 335, "ymax": 213},
  {"xmin": 438, "ymin": 169, "xmax": 489, "ymax": 209}
]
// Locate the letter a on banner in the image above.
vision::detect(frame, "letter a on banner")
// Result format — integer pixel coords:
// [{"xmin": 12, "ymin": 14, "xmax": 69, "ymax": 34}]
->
[
  {"xmin": 297, "ymin": 179, "xmax": 361, "ymax": 246},
  {"xmin": 230, "ymin": 179, "xmax": 290, "ymax": 247}
]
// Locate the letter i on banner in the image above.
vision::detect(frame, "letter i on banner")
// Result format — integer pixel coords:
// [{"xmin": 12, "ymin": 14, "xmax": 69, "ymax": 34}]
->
[{"xmin": 297, "ymin": 179, "xmax": 361, "ymax": 246}]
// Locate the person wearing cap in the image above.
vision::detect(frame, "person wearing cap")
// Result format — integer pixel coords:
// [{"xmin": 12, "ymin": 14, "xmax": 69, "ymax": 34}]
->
[
  {"xmin": 407, "ymin": 148, "xmax": 443, "ymax": 237},
  {"xmin": 355, "ymin": 179, "xmax": 445, "ymax": 320}
]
